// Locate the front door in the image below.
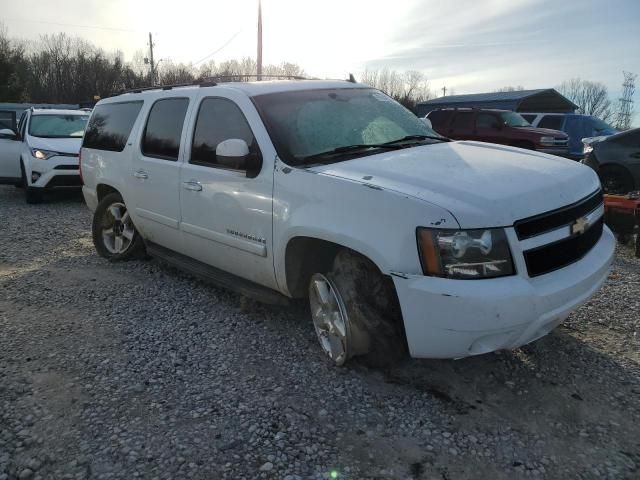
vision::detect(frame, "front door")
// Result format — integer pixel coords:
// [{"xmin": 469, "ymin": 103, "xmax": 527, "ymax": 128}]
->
[
  {"xmin": 475, "ymin": 112, "xmax": 504, "ymax": 145},
  {"xmin": 179, "ymin": 91, "xmax": 277, "ymax": 290},
  {"xmin": 0, "ymin": 110, "xmax": 22, "ymax": 182},
  {"xmin": 129, "ymin": 96, "xmax": 192, "ymax": 251}
]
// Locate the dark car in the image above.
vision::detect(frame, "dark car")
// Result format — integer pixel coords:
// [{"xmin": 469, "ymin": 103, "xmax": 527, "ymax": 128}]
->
[
  {"xmin": 520, "ymin": 113, "xmax": 618, "ymax": 160},
  {"xmin": 583, "ymin": 128, "xmax": 640, "ymax": 194},
  {"xmin": 426, "ymin": 108, "xmax": 570, "ymax": 156}
]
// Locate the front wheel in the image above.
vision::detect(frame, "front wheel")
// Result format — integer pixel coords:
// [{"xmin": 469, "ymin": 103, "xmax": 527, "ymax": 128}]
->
[
  {"xmin": 92, "ymin": 192, "xmax": 145, "ymax": 261},
  {"xmin": 599, "ymin": 166, "xmax": 634, "ymax": 195},
  {"xmin": 308, "ymin": 250, "xmax": 407, "ymax": 367}
]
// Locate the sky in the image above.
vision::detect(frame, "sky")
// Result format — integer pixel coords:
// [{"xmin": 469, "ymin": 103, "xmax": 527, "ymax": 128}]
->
[{"xmin": 1, "ymin": 0, "xmax": 638, "ymax": 113}]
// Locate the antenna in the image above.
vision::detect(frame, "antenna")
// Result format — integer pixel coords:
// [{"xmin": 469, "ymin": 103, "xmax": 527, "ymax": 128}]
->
[
  {"xmin": 348, "ymin": 73, "xmax": 356, "ymax": 83},
  {"xmin": 616, "ymin": 71, "xmax": 636, "ymax": 131}
]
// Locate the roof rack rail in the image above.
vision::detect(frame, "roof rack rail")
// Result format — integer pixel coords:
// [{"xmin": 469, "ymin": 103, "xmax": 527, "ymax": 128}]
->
[
  {"xmin": 120, "ymin": 79, "xmax": 218, "ymax": 95},
  {"xmin": 201, "ymin": 74, "xmax": 308, "ymax": 82}
]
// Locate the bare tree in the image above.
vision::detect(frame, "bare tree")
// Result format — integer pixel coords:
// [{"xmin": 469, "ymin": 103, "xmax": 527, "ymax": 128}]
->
[
  {"xmin": 0, "ymin": 23, "xmax": 26, "ymax": 101},
  {"xmin": 495, "ymin": 85, "xmax": 524, "ymax": 92},
  {"xmin": 360, "ymin": 68, "xmax": 433, "ymax": 110},
  {"xmin": 557, "ymin": 78, "xmax": 613, "ymax": 122}
]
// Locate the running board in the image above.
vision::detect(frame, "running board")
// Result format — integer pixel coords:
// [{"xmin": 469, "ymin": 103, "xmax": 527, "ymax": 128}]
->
[{"xmin": 146, "ymin": 242, "xmax": 289, "ymax": 306}]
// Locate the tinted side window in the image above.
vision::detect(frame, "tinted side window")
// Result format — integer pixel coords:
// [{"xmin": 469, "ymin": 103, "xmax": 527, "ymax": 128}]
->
[
  {"xmin": 141, "ymin": 98, "xmax": 189, "ymax": 161},
  {"xmin": 520, "ymin": 114, "xmax": 536, "ymax": 123},
  {"xmin": 476, "ymin": 113, "xmax": 500, "ymax": 129},
  {"xmin": 537, "ymin": 115, "xmax": 564, "ymax": 131},
  {"xmin": 191, "ymin": 98, "xmax": 256, "ymax": 169},
  {"xmin": 427, "ymin": 110, "xmax": 451, "ymax": 127},
  {"xmin": 83, "ymin": 101, "xmax": 143, "ymax": 152},
  {"xmin": 451, "ymin": 112, "xmax": 474, "ymax": 129}
]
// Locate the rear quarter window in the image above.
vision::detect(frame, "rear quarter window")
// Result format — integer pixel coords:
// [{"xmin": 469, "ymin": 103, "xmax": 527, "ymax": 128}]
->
[
  {"xmin": 537, "ymin": 115, "xmax": 564, "ymax": 131},
  {"xmin": 427, "ymin": 110, "xmax": 453, "ymax": 128},
  {"xmin": 83, "ymin": 101, "xmax": 144, "ymax": 152}
]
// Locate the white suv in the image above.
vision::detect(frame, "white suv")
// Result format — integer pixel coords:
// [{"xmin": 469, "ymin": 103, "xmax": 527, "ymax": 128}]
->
[
  {"xmin": 0, "ymin": 108, "xmax": 89, "ymax": 203},
  {"xmin": 80, "ymin": 80, "xmax": 615, "ymax": 366}
]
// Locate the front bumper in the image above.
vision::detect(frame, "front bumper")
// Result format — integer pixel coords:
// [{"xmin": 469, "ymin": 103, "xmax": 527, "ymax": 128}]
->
[
  {"xmin": 26, "ymin": 155, "xmax": 80, "ymax": 188},
  {"xmin": 393, "ymin": 226, "xmax": 615, "ymax": 359}
]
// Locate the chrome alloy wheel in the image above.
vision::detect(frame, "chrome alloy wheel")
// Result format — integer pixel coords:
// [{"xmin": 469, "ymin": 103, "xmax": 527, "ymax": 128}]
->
[
  {"xmin": 101, "ymin": 202, "xmax": 135, "ymax": 254},
  {"xmin": 309, "ymin": 273, "xmax": 351, "ymax": 366}
]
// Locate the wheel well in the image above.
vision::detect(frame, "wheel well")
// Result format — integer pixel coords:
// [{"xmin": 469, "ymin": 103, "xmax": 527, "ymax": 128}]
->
[
  {"xmin": 96, "ymin": 184, "xmax": 120, "ymax": 202},
  {"xmin": 285, "ymin": 237, "xmax": 392, "ymax": 299}
]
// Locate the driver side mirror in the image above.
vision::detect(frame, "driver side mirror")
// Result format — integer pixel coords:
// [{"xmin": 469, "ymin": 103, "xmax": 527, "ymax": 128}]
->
[
  {"xmin": 421, "ymin": 117, "xmax": 433, "ymax": 129},
  {"xmin": 0, "ymin": 128, "xmax": 18, "ymax": 140},
  {"xmin": 216, "ymin": 139, "xmax": 263, "ymax": 178}
]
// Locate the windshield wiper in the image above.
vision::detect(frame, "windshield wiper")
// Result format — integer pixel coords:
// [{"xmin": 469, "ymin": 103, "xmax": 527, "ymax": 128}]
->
[
  {"xmin": 300, "ymin": 144, "xmax": 403, "ymax": 164},
  {"xmin": 383, "ymin": 134, "xmax": 449, "ymax": 145}
]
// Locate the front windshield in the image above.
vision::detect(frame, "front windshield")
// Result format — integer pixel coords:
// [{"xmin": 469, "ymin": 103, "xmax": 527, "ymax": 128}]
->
[
  {"xmin": 500, "ymin": 111, "xmax": 530, "ymax": 127},
  {"xmin": 253, "ymin": 88, "xmax": 444, "ymax": 165},
  {"xmin": 29, "ymin": 114, "xmax": 89, "ymax": 138}
]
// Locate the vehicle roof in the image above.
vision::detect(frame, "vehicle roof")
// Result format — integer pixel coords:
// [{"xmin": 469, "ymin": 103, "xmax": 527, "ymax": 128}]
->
[
  {"xmin": 107, "ymin": 80, "xmax": 367, "ymax": 103},
  {"xmin": 31, "ymin": 108, "xmax": 89, "ymax": 115},
  {"xmin": 522, "ymin": 112, "xmax": 584, "ymax": 117}
]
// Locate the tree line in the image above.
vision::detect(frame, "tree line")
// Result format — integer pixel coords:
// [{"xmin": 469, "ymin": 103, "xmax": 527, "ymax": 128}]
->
[{"xmin": 0, "ymin": 27, "xmax": 307, "ymax": 104}]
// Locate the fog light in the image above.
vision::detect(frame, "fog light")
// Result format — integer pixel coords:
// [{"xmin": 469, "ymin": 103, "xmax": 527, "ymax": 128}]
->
[{"xmin": 31, "ymin": 172, "xmax": 41, "ymax": 182}]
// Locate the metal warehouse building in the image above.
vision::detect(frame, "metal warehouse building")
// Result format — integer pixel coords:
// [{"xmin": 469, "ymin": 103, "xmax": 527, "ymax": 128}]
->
[{"xmin": 415, "ymin": 89, "xmax": 578, "ymax": 117}]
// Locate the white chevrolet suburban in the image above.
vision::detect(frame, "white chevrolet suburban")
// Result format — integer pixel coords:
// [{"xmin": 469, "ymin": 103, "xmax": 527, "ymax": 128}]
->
[
  {"xmin": 0, "ymin": 108, "xmax": 89, "ymax": 203},
  {"xmin": 80, "ymin": 79, "xmax": 615, "ymax": 366}
]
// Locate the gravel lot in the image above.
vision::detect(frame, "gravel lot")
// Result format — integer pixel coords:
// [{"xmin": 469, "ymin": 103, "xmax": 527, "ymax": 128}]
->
[{"xmin": 0, "ymin": 185, "xmax": 638, "ymax": 480}]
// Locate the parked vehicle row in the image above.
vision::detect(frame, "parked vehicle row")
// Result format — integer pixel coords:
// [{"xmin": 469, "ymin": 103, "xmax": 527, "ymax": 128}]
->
[
  {"xmin": 77, "ymin": 79, "xmax": 614, "ymax": 366},
  {"xmin": 425, "ymin": 108, "xmax": 570, "ymax": 156},
  {"xmin": 0, "ymin": 108, "xmax": 89, "ymax": 203}
]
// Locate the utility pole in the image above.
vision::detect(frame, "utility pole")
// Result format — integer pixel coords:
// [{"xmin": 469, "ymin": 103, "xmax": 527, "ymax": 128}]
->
[
  {"xmin": 257, "ymin": 0, "xmax": 263, "ymax": 79},
  {"xmin": 148, "ymin": 32, "xmax": 156, "ymax": 85},
  {"xmin": 441, "ymin": 86, "xmax": 447, "ymax": 96}
]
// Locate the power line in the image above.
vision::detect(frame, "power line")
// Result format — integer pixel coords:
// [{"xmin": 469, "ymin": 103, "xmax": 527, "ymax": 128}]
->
[
  {"xmin": 193, "ymin": 29, "xmax": 244, "ymax": 65},
  {"xmin": 4, "ymin": 17, "xmax": 144, "ymax": 33}
]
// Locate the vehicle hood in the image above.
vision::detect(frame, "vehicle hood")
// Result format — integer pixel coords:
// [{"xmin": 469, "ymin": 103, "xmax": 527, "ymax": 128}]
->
[
  {"xmin": 311, "ymin": 141, "xmax": 600, "ymax": 228},
  {"xmin": 514, "ymin": 126, "xmax": 567, "ymax": 138},
  {"xmin": 27, "ymin": 136, "xmax": 82, "ymax": 155}
]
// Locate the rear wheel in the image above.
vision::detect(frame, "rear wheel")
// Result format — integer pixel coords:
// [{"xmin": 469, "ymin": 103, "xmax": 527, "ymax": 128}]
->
[
  {"xmin": 599, "ymin": 166, "xmax": 634, "ymax": 194},
  {"xmin": 308, "ymin": 250, "xmax": 407, "ymax": 367},
  {"xmin": 92, "ymin": 192, "xmax": 145, "ymax": 261}
]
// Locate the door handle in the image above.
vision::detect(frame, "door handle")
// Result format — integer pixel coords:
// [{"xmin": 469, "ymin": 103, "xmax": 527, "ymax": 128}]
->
[
  {"xmin": 183, "ymin": 180, "xmax": 202, "ymax": 192},
  {"xmin": 133, "ymin": 170, "xmax": 148, "ymax": 179}
]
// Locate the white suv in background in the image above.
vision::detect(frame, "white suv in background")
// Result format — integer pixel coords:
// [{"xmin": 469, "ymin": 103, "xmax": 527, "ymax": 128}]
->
[
  {"xmin": 80, "ymin": 80, "xmax": 614, "ymax": 366},
  {"xmin": 0, "ymin": 108, "xmax": 89, "ymax": 203}
]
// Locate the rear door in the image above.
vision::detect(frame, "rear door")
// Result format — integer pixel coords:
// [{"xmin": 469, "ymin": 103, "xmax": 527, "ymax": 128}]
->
[
  {"xmin": 447, "ymin": 111, "xmax": 476, "ymax": 140},
  {"xmin": 129, "ymin": 95, "xmax": 194, "ymax": 251},
  {"xmin": 178, "ymin": 89, "xmax": 277, "ymax": 290},
  {"xmin": 0, "ymin": 110, "xmax": 22, "ymax": 181}
]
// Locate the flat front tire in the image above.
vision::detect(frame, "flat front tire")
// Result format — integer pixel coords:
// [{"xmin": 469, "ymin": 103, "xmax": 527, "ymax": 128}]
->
[
  {"xmin": 92, "ymin": 192, "xmax": 145, "ymax": 261},
  {"xmin": 309, "ymin": 250, "xmax": 407, "ymax": 367}
]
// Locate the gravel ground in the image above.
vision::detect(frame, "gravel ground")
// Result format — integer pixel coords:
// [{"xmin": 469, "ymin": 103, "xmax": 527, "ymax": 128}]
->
[{"xmin": 0, "ymin": 185, "xmax": 638, "ymax": 480}]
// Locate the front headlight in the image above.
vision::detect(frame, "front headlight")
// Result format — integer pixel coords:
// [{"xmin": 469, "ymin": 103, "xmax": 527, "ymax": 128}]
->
[
  {"xmin": 539, "ymin": 136, "xmax": 556, "ymax": 145},
  {"xmin": 416, "ymin": 227, "xmax": 515, "ymax": 279},
  {"xmin": 583, "ymin": 144, "xmax": 594, "ymax": 155},
  {"xmin": 31, "ymin": 148, "xmax": 58, "ymax": 160}
]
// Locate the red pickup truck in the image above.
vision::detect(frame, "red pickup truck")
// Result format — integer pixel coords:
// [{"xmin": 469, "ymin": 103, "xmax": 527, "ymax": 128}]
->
[{"xmin": 426, "ymin": 108, "xmax": 570, "ymax": 157}]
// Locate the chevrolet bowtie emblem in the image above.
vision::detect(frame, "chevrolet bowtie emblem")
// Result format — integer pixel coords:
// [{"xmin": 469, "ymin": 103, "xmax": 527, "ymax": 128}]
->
[{"xmin": 571, "ymin": 216, "xmax": 589, "ymax": 236}]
